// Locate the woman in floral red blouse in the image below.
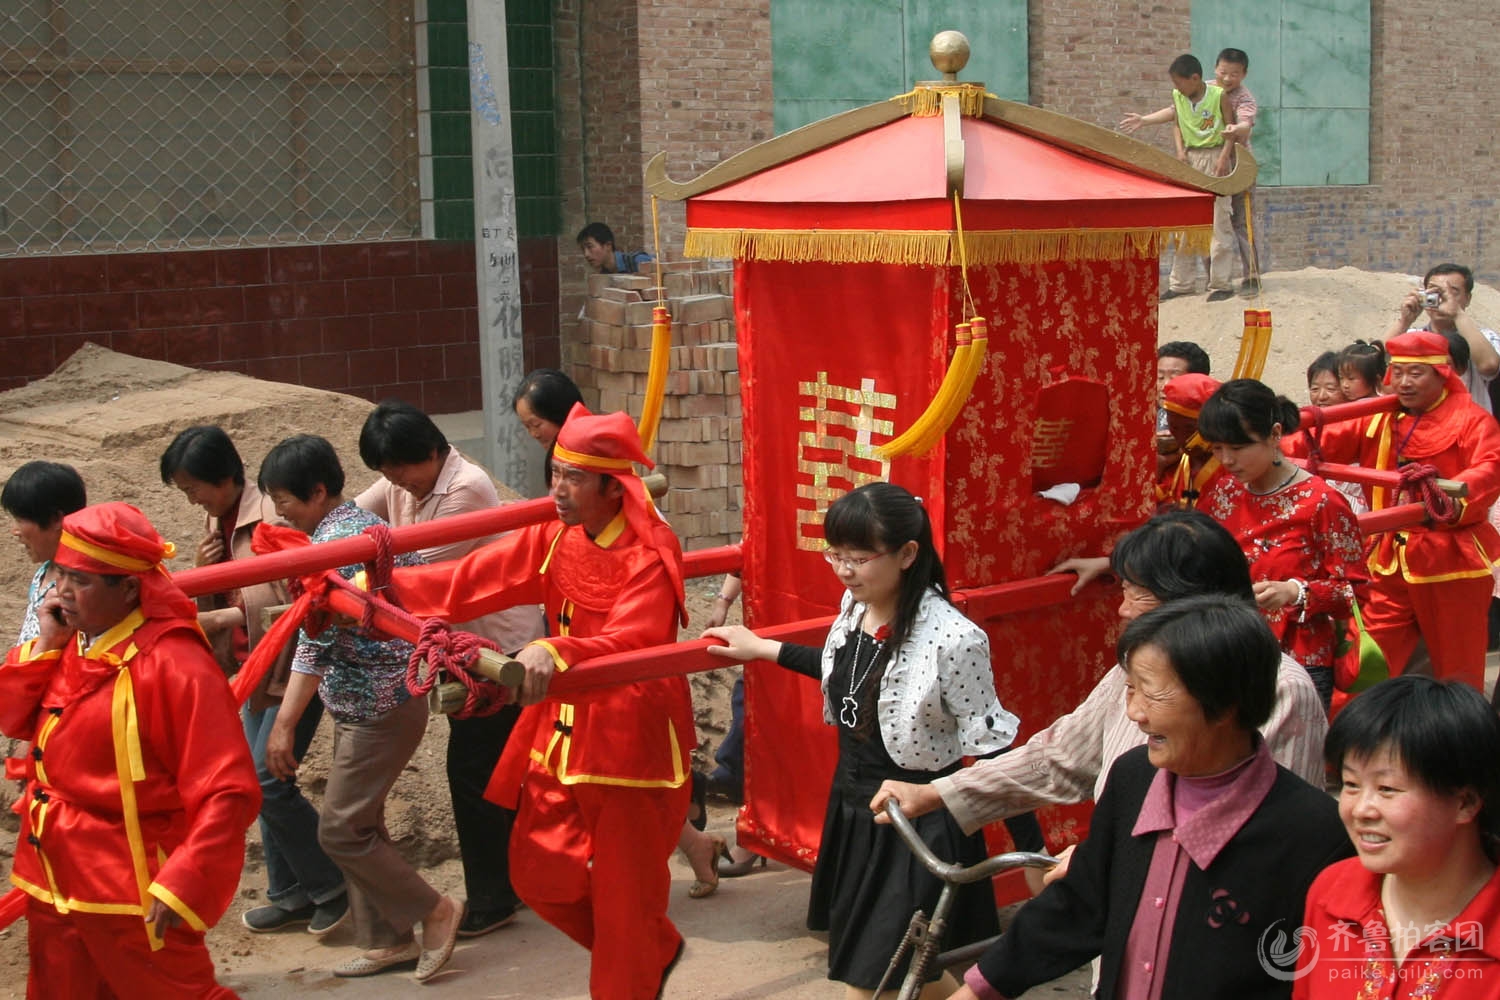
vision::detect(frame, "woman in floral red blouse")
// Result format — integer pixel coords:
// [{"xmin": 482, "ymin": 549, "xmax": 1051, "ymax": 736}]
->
[{"xmin": 1198, "ymin": 379, "xmax": 1370, "ymax": 711}]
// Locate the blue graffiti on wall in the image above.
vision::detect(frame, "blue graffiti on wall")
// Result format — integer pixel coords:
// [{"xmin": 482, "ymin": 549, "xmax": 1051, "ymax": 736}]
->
[{"xmin": 469, "ymin": 43, "xmax": 502, "ymax": 126}]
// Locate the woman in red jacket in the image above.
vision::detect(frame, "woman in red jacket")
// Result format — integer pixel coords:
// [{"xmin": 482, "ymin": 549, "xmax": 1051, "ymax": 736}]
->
[{"xmin": 1296, "ymin": 676, "xmax": 1500, "ymax": 998}]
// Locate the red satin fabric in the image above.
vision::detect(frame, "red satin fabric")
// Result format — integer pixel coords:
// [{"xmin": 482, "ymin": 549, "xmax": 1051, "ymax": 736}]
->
[
  {"xmin": 0, "ymin": 618, "xmax": 259, "ymax": 969},
  {"xmin": 691, "ymin": 116, "xmax": 1214, "ymax": 232},
  {"xmin": 26, "ymin": 899, "xmax": 238, "ymax": 1000},
  {"xmin": 735, "ymin": 258, "xmax": 1156, "ymax": 900},
  {"xmin": 510, "ymin": 767, "xmax": 689, "ymax": 1000}
]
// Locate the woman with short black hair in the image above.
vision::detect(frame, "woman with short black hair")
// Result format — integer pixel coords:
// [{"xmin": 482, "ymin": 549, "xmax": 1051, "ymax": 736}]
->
[
  {"xmin": 357, "ymin": 399, "xmax": 450, "ymax": 470},
  {"xmin": 1296, "ymin": 676, "xmax": 1500, "ymax": 997},
  {"xmin": 354, "ymin": 399, "xmax": 544, "ymax": 939},
  {"xmin": 956, "ymin": 596, "xmax": 1352, "ymax": 1000},
  {"xmin": 2, "ymin": 460, "xmax": 86, "ymax": 644},
  {"xmin": 872, "ymin": 510, "xmax": 1328, "ymax": 852},
  {"xmin": 512, "ymin": 369, "xmax": 585, "ymax": 486}
]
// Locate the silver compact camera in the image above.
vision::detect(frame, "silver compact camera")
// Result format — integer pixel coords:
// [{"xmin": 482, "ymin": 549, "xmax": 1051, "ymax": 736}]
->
[{"xmin": 1419, "ymin": 287, "xmax": 1442, "ymax": 308}]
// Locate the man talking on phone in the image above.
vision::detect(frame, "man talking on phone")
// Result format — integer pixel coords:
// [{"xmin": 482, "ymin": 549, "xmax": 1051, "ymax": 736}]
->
[{"xmin": 0, "ymin": 502, "xmax": 259, "ymax": 998}]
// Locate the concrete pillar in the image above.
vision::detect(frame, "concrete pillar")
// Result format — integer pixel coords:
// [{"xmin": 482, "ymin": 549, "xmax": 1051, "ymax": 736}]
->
[{"xmin": 467, "ymin": 0, "xmax": 541, "ymax": 495}]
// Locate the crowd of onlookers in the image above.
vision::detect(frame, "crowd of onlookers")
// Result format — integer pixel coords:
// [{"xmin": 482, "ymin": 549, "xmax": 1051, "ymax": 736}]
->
[{"xmin": 5, "ymin": 201, "xmax": 1500, "ymax": 1000}]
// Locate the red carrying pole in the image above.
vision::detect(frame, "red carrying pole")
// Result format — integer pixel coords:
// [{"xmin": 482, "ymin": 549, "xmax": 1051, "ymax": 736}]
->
[
  {"xmin": 1357, "ymin": 502, "xmax": 1431, "ymax": 535},
  {"xmin": 1297, "ymin": 394, "xmax": 1400, "ymax": 428},
  {"xmin": 1291, "ymin": 460, "xmax": 1467, "ymax": 497},
  {"xmin": 172, "ymin": 498, "xmax": 743, "ymax": 597},
  {"xmin": 173, "ymin": 498, "xmax": 555, "ymax": 597},
  {"xmin": 546, "ymin": 574, "xmax": 1081, "ymax": 699}
]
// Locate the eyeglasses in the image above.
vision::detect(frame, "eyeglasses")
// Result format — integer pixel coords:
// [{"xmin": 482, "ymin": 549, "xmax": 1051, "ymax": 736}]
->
[{"xmin": 823, "ymin": 549, "xmax": 889, "ymax": 572}]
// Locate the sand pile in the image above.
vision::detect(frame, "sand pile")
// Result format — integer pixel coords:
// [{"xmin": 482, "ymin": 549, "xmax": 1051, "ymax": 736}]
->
[{"xmin": 1159, "ymin": 265, "xmax": 1500, "ymax": 399}]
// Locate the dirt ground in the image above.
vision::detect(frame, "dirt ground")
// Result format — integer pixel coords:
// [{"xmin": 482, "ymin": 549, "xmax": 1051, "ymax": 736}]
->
[
  {"xmin": 0, "ymin": 263, "xmax": 1488, "ymax": 997},
  {"xmin": 1158, "ymin": 264, "xmax": 1500, "ymax": 400}
]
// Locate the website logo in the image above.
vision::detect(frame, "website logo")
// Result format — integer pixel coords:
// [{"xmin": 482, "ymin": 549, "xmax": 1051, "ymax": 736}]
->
[{"xmin": 1258, "ymin": 919, "xmax": 1319, "ymax": 981}]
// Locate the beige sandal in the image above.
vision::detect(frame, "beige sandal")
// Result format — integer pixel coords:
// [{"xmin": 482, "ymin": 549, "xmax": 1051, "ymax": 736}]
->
[
  {"xmin": 415, "ymin": 897, "xmax": 466, "ymax": 983},
  {"xmin": 332, "ymin": 941, "xmax": 420, "ymax": 978},
  {"xmin": 687, "ymin": 835, "xmax": 728, "ymax": 898}
]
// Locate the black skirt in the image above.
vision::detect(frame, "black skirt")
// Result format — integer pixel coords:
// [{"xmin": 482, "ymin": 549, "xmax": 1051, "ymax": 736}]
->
[{"xmin": 806, "ymin": 634, "xmax": 1001, "ymax": 988}]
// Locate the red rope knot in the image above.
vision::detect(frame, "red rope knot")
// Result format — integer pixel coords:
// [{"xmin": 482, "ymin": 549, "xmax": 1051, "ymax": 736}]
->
[
  {"xmin": 360, "ymin": 523, "xmax": 399, "ymax": 632},
  {"xmin": 405, "ymin": 617, "xmax": 512, "ymax": 718},
  {"xmin": 1397, "ymin": 462, "xmax": 1460, "ymax": 525}
]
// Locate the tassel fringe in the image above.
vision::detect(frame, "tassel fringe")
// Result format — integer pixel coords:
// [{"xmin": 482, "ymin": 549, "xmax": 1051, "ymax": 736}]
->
[
  {"xmin": 684, "ymin": 226, "xmax": 1214, "ymax": 265},
  {"xmin": 892, "ymin": 83, "xmax": 992, "ymax": 118},
  {"xmin": 637, "ymin": 305, "xmax": 673, "ymax": 451},
  {"xmin": 877, "ymin": 318, "xmax": 990, "ymax": 460}
]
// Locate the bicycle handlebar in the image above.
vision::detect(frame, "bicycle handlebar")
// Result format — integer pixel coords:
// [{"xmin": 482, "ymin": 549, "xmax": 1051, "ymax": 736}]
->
[{"xmin": 881, "ymin": 799, "xmax": 1059, "ymax": 884}]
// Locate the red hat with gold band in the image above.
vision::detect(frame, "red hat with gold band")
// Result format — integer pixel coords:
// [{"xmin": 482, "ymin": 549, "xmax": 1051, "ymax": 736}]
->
[
  {"xmin": 553, "ymin": 405, "xmax": 655, "ymax": 474},
  {"xmin": 1385, "ymin": 330, "xmax": 1468, "ymax": 396},
  {"xmin": 552, "ymin": 404, "xmax": 686, "ymax": 623},
  {"xmin": 1162, "ymin": 373, "xmax": 1222, "ymax": 419},
  {"xmin": 55, "ymin": 502, "xmax": 199, "ymax": 622}
]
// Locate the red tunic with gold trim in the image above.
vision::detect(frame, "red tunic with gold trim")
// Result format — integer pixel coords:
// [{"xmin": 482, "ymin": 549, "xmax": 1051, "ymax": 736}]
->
[
  {"xmin": 391, "ymin": 509, "xmax": 694, "ymax": 793},
  {"xmin": 0, "ymin": 612, "xmax": 260, "ymax": 933},
  {"xmin": 1202, "ymin": 474, "xmax": 1369, "ymax": 669},
  {"xmin": 1305, "ymin": 391, "xmax": 1500, "ymax": 583},
  {"xmin": 1155, "ymin": 450, "xmax": 1231, "ymax": 511},
  {"xmin": 390, "ymin": 509, "xmax": 693, "ymax": 1000}
]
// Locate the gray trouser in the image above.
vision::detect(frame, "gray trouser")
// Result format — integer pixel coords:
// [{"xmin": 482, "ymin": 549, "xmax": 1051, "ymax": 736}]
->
[
  {"xmin": 318, "ymin": 697, "xmax": 441, "ymax": 948},
  {"xmin": 1168, "ymin": 145, "xmax": 1234, "ymax": 292}
]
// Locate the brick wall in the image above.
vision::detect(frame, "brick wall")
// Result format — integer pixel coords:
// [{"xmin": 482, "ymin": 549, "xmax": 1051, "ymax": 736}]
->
[
  {"xmin": 1024, "ymin": 0, "xmax": 1500, "ymax": 282},
  {"xmin": 568, "ymin": 262, "xmax": 741, "ymax": 549},
  {"xmin": 0, "ymin": 242, "xmax": 481, "ymax": 410},
  {"xmin": 633, "ymin": 1, "xmax": 775, "ymax": 252},
  {"xmin": 554, "ymin": 0, "xmax": 1500, "ymax": 282}
]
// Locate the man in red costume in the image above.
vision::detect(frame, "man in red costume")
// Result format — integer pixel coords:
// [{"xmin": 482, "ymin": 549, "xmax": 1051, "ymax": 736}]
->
[
  {"xmin": 388, "ymin": 404, "xmax": 694, "ymax": 1000},
  {"xmin": 0, "ymin": 502, "xmax": 260, "ymax": 998},
  {"xmin": 1298, "ymin": 330, "xmax": 1500, "ymax": 689},
  {"xmin": 1155, "ymin": 372, "xmax": 1229, "ymax": 510}
]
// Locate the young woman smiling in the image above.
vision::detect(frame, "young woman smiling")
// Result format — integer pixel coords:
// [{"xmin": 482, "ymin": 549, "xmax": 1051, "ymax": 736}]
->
[
  {"xmin": 1197, "ymin": 379, "xmax": 1369, "ymax": 710},
  {"xmin": 703, "ymin": 483, "xmax": 1019, "ymax": 999},
  {"xmin": 1296, "ymin": 676, "xmax": 1500, "ymax": 997}
]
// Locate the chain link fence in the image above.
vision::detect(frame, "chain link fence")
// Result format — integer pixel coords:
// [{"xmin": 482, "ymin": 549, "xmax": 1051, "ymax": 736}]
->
[{"xmin": 1, "ymin": 0, "xmax": 421, "ymax": 256}]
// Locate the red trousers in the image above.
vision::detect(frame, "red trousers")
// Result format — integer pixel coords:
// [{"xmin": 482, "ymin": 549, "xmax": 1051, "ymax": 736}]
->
[
  {"xmin": 25, "ymin": 899, "xmax": 238, "ymax": 1000},
  {"xmin": 510, "ymin": 766, "xmax": 689, "ymax": 1000},
  {"xmin": 1363, "ymin": 572, "xmax": 1493, "ymax": 691}
]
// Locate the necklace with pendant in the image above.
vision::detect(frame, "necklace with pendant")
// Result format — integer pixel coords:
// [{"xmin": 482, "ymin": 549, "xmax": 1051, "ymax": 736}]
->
[{"xmin": 839, "ymin": 628, "xmax": 884, "ymax": 728}]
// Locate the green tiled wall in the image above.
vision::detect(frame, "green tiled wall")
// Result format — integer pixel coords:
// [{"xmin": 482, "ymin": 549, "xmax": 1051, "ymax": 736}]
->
[
  {"xmin": 428, "ymin": 0, "xmax": 560, "ymax": 239},
  {"xmin": 1191, "ymin": 0, "xmax": 1370, "ymax": 186},
  {"xmin": 770, "ymin": 0, "xmax": 1028, "ymax": 135},
  {"xmin": 508, "ymin": 0, "xmax": 559, "ymax": 240}
]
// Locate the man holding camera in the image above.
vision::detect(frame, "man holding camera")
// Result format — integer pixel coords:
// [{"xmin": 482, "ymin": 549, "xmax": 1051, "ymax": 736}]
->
[{"xmin": 1383, "ymin": 262, "xmax": 1500, "ymax": 414}]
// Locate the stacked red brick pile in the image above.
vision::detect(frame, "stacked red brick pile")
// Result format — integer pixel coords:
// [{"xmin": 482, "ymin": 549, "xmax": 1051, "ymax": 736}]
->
[{"xmin": 569, "ymin": 261, "xmax": 742, "ymax": 550}]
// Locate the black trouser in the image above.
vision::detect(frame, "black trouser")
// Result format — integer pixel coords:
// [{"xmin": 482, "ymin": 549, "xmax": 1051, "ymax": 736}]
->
[
  {"xmin": 1002, "ymin": 812, "xmax": 1046, "ymax": 854},
  {"xmin": 446, "ymin": 704, "xmax": 521, "ymax": 913}
]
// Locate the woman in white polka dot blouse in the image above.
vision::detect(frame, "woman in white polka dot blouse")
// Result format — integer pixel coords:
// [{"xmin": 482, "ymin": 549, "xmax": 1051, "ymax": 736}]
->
[{"xmin": 704, "ymin": 482, "xmax": 1021, "ymax": 999}]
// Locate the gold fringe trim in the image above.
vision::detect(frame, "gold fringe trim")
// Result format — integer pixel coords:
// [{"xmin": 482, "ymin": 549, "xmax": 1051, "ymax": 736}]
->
[
  {"xmin": 893, "ymin": 84, "xmax": 993, "ymax": 118},
  {"xmin": 684, "ymin": 226, "xmax": 1214, "ymax": 265}
]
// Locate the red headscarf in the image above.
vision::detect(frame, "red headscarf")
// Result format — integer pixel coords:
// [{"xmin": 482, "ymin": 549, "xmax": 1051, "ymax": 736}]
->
[
  {"xmin": 54, "ymin": 502, "xmax": 199, "ymax": 622},
  {"xmin": 1384, "ymin": 330, "xmax": 1468, "ymax": 398},
  {"xmin": 1162, "ymin": 373, "xmax": 1222, "ymax": 419},
  {"xmin": 553, "ymin": 403, "xmax": 686, "ymax": 623}
]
